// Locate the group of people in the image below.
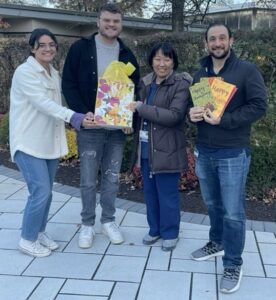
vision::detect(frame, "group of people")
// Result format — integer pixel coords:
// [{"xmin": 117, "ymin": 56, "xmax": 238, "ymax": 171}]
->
[{"xmin": 9, "ymin": 3, "xmax": 267, "ymax": 294}]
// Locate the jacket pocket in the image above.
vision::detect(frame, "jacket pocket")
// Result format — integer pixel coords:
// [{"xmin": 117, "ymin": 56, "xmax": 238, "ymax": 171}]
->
[
  {"xmin": 154, "ymin": 128, "xmax": 177, "ymax": 153},
  {"xmin": 42, "ymin": 81, "xmax": 55, "ymax": 90}
]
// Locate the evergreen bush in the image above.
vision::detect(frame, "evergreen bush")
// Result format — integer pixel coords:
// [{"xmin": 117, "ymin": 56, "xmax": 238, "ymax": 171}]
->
[
  {"xmin": 0, "ymin": 29, "xmax": 275, "ymax": 201},
  {"xmin": 61, "ymin": 128, "xmax": 78, "ymax": 161},
  {"xmin": 248, "ymin": 110, "xmax": 276, "ymax": 202},
  {"xmin": 0, "ymin": 113, "xmax": 9, "ymax": 146}
]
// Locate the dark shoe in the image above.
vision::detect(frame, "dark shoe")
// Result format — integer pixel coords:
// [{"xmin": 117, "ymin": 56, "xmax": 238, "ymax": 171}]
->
[
  {"xmin": 161, "ymin": 238, "xmax": 178, "ymax": 251},
  {"xmin": 143, "ymin": 234, "xmax": 160, "ymax": 245},
  {"xmin": 220, "ymin": 266, "xmax": 243, "ymax": 293},
  {"xmin": 191, "ymin": 241, "xmax": 224, "ymax": 261}
]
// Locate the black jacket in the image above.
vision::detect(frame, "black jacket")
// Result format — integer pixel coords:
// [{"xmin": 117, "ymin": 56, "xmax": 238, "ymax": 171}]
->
[
  {"xmin": 193, "ymin": 51, "xmax": 267, "ymax": 148},
  {"xmin": 62, "ymin": 33, "xmax": 140, "ymax": 114},
  {"xmin": 131, "ymin": 71, "xmax": 192, "ymax": 173}
]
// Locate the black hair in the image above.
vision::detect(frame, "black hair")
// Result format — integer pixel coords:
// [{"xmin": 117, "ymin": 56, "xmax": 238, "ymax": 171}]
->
[
  {"xmin": 98, "ymin": 3, "xmax": 123, "ymax": 18},
  {"xmin": 148, "ymin": 42, "xmax": 179, "ymax": 70},
  {"xmin": 205, "ymin": 23, "xmax": 232, "ymax": 42},
  {"xmin": 28, "ymin": 28, "xmax": 58, "ymax": 56}
]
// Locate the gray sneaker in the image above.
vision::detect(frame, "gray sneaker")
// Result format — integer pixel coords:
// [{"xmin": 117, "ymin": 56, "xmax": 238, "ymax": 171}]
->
[
  {"xmin": 162, "ymin": 238, "xmax": 178, "ymax": 251},
  {"xmin": 143, "ymin": 234, "xmax": 160, "ymax": 245},
  {"xmin": 220, "ymin": 266, "xmax": 243, "ymax": 293},
  {"xmin": 191, "ymin": 241, "xmax": 224, "ymax": 261}
]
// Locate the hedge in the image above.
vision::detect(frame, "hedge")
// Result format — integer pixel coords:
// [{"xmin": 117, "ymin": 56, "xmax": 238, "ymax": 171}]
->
[{"xmin": 0, "ymin": 29, "xmax": 275, "ymax": 201}]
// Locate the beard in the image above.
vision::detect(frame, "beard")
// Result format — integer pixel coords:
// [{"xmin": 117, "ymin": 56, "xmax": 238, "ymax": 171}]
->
[{"xmin": 209, "ymin": 47, "xmax": 231, "ymax": 59}]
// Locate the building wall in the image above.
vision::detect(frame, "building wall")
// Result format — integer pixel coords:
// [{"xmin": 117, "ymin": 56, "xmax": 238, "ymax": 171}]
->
[
  {"xmin": 3, "ymin": 19, "xmax": 34, "ymax": 32},
  {"xmin": 256, "ymin": 10, "xmax": 276, "ymax": 29},
  {"xmin": 1, "ymin": 18, "xmax": 98, "ymax": 37},
  {"xmin": 1, "ymin": 18, "xmax": 169, "ymax": 38},
  {"xmin": 1, "ymin": 5, "xmax": 275, "ymax": 38},
  {"xmin": 203, "ymin": 9, "xmax": 276, "ymax": 30}
]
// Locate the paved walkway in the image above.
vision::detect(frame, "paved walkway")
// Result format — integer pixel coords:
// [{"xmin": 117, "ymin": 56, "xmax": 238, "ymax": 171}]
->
[{"xmin": 0, "ymin": 165, "xmax": 275, "ymax": 300}]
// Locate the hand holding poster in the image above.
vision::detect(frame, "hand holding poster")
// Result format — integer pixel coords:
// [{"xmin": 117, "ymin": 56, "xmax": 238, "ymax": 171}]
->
[{"xmin": 190, "ymin": 77, "xmax": 237, "ymax": 118}]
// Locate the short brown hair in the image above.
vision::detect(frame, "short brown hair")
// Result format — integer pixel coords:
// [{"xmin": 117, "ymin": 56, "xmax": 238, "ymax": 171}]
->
[
  {"xmin": 205, "ymin": 23, "xmax": 232, "ymax": 42},
  {"xmin": 98, "ymin": 3, "xmax": 123, "ymax": 18}
]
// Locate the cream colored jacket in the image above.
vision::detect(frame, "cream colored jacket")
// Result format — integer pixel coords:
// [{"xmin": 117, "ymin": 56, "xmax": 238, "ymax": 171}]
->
[{"xmin": 9, "ymin": 56, "xmax": 74, "ymax": 161}]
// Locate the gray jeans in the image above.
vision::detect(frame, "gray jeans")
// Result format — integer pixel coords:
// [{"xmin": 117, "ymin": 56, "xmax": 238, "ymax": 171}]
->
[{"xmin": 77, "ymin": 129, "xmax": 126, "ymax": 225}]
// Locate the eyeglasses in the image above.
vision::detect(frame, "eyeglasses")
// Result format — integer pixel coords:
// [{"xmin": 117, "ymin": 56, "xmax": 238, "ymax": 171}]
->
[{"xmin": 37, "ymin": 42, "xmax": 57, "ymax": 50}]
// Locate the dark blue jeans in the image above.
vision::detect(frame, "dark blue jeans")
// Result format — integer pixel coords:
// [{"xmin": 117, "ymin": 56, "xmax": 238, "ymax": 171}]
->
[
  {"xmin": 195, "ymin": 150, "xmax": 251, "ymax": 267},
  {"xmin": 77, "ymin": 129, "xmax": 126, "ymax": 225},
  {"xmin": 14, "ymin": 151, "xmax": 59, "ymax": 241},
  {"xmin": 141, "ymin": 159, "xmax": 180, "ymax": 240}
]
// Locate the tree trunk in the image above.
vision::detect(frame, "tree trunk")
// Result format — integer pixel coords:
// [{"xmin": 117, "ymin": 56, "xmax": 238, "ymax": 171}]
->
[{"xmin": 172, "ymin": 0, "xmax": 184, "ymax": 32}]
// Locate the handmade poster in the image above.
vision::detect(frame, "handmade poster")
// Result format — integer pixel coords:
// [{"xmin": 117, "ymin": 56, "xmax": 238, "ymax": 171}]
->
[
  {"xmin": 189, "ymin": 82, "xmax": 213, "ymax": 108},
  {"xmin": 189, "ymin": 77, "xmax": 237, "ymax": 118},
  {"xmin": 210, "ymin": 78, "xmax": 237, "ymax": 117},
  {"xmin": 94, "ymin": 61, "xmax": 135, "ymax": 128}
]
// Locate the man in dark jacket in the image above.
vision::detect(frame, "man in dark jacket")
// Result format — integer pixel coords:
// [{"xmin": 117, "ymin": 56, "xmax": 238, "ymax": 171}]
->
[
  {"xmin": 62, "ymin": 3, "xmax": 140, "ymax": 249},
  {"xmin": 189, "ymin": 23, "xmax": 267, "ymax": 294}
]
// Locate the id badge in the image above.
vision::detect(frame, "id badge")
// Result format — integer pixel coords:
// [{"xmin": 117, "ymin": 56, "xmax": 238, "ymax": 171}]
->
[{"xmin": 139, "ymin": 130, "xmax": 148, "ymax": 142}]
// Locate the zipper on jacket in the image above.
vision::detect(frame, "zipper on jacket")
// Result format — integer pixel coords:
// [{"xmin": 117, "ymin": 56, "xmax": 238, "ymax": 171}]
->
[{"xmin": 149, "ymin": 85, "xmax": 161, "ymax": 174}]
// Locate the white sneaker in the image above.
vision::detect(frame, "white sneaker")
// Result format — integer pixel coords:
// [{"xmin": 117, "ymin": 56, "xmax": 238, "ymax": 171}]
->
[
  {"xmin": 38, "ymin": 232, "xmax": 59, "ymax": 250},
  {"xmin": 102, "ymin": 222, "xmax": 124, "ymax": 244},
  {"xmin": 19, "ymin": 238, "xmax": 51, "ymax": 257},
  {"xmin": 78, "ymin": 225, "xmax": 95, "ymax": 248}
]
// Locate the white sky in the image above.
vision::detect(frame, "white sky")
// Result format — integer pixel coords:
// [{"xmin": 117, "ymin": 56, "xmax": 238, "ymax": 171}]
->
[{"xmin": 20, "ymin": 0, "xmax": 252, "ymax": 18}]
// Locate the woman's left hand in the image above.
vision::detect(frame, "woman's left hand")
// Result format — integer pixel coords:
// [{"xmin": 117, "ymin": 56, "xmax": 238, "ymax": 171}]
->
[
  {"xmin": 127, "ymin": 101, "xmax": 143, "ymax": 112},
  {"xmin": 127, "ymin": 102, "xmax": 138, "ymax": 112}
]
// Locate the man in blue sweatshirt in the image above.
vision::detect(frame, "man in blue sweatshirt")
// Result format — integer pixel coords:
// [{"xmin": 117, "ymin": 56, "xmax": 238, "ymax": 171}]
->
[{"xmin": 189, "ymin": 23, "xmax": 267, "ymax": 294}]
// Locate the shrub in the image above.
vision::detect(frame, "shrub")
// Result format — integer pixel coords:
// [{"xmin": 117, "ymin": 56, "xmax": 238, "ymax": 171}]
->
[
  {"xmin": 121, "ymin": 135, "xmax": 134, "ymax": 172},
  {"xmin": 0, "ymin": 36, "xmax": 77, "ymax": 113},
  {"xmin": 179, "ymin": 147, "xmax": 198, "ymax": 191},
  {"xmin": 247, "ymin": 110, "xmax": 276, "ymax": 202},
  {"xmin": 61, "ymin": 128, "xmax": 78, "ymax": 161},
  {"xmin": 248, "ymin": 140, "xmax": 276, "ymax": 202},
  {"xmin": 128, "ymin": 144, "xmax": 198, "ymax": 191},
  {"xmin": 0, "ymin": 113, "xmax": 9, "ymax": 146},
  {"xmin": 0, "ymin": 38, "xmax": 28, "ymax": 113},
  {"xmin": 0, "ymin": 30, "xmax": 275, "ymax": 202},
  {"xmin": 234, "ymin": 29, "xmax": 276, "ymax": 105}
]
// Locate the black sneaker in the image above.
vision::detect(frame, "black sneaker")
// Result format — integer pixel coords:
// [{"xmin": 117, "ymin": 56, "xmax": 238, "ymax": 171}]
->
[
  {"xmin": 191, "ymin": 241, "xmax": 224, "ymax": 261},
  {"xmin": 220, "ymin": 266, "xmax": 243, "ymax": 293}
]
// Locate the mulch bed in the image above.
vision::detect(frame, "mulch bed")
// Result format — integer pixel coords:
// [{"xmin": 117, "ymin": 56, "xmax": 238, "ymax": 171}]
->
[{"xmin": 1, "ymin": 149, "xmax": 275, "ymax": 222}]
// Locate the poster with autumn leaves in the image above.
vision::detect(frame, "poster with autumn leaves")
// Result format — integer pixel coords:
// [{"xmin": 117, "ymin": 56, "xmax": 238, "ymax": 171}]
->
[{"xmin": 94, "ymin": 61, "xmax": 135, "ymax": 128}]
